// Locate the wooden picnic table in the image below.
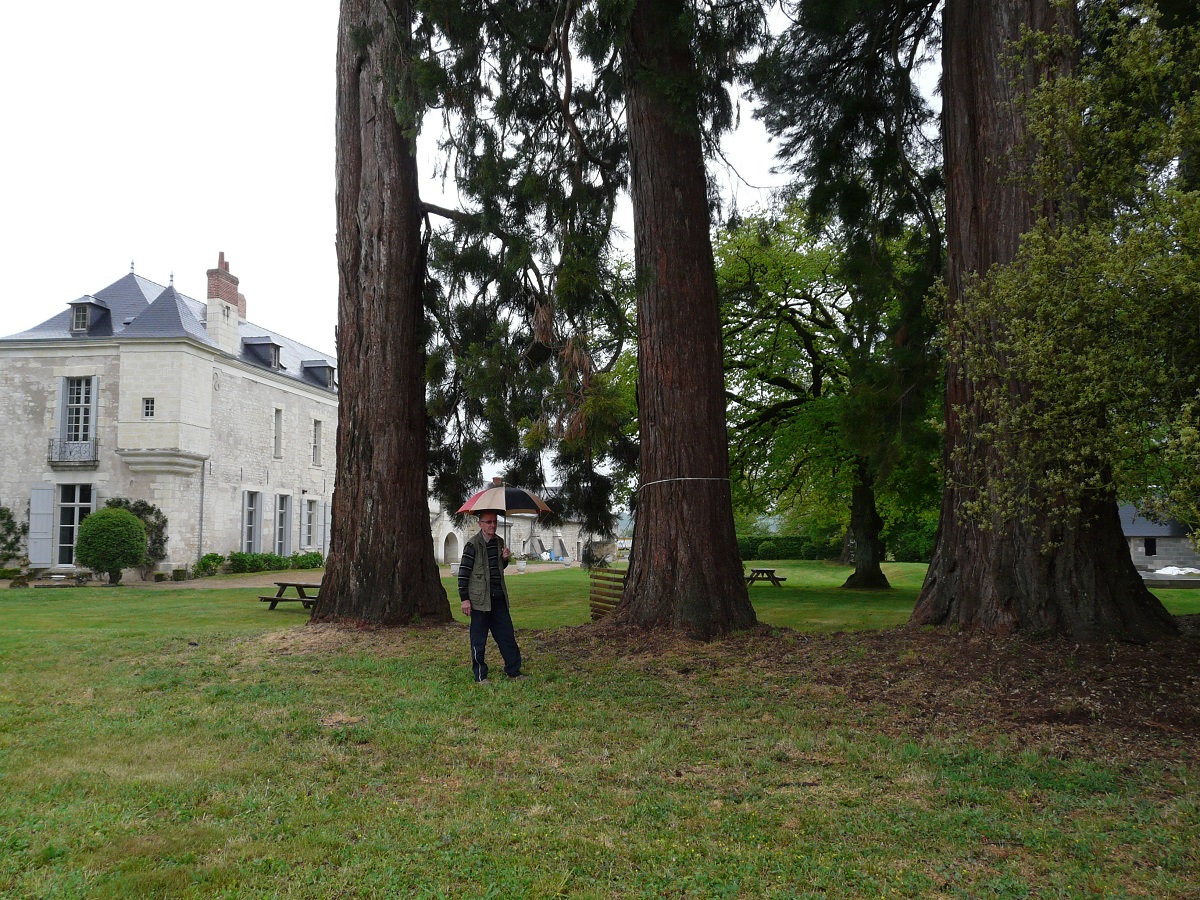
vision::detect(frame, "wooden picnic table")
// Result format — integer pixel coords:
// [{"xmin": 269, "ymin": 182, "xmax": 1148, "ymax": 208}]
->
[
  {"xmin": 259, "ymin": 581, "xmax": 321, "ymax": 610},
  {"xmin": 745, "ymin": 567, "xmax": 787, "ymax": 587}
]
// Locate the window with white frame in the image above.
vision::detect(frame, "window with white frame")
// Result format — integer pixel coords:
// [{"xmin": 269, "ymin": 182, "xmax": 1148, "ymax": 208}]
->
[
  {"xmin": 273, "ymin": 408, "xmax": 283, "ymax": 458},
  {"xmin": 303, "ymin": 499, "xmax": 318, "ymax": 548},
  {"xmin": 71, "ymin": 305, "xmax": 89, "ymax": 332},
  {"xmin": 65, "ymin": 377, "xmax": 93, "ymax": 442},
  {"xmin": 142, "ymin": 397, "xmax": 155, "ymax": 418},
  {"xmin": 275, "ymin": 495, "xmax": 291, "ymax": 556},
  {"xmin": 57, "ymin": 484, "xmax": 93, "ymax": 565},
  {"xmin": 243, "ymin": 491, "xmax": 261, "ymax": 553},
  {"xmin": 269, "ymin": 345, "xmax": 281, "ymax": 369},
  {"xmin": 312, "ymin": 420, "xmax": 322, "ymax": 466}
]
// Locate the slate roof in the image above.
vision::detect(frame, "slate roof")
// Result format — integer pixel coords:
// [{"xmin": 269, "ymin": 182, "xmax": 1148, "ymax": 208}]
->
[
  {"xmin": 0, "ymin": 270, "xmax": 336, "ymax": 393},
  {"xmin": 119, "ymin": 284, "xmax": 215, "ymax": 345},
  {"xmin": 1118, "ymin": 504, "xmax": 1191, "ymax": 538}
]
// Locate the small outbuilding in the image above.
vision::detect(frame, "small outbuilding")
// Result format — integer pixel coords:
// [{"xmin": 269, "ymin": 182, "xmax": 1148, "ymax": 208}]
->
[{"xmin": 1118, "ymin": 504, "xmax": 1200, "ymax": 572}]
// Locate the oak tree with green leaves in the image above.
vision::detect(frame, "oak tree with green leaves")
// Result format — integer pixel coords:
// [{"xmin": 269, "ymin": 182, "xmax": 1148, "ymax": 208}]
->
[{"xmin": 717, "ymin": 207, "xmax": 941, "ymax": 588}]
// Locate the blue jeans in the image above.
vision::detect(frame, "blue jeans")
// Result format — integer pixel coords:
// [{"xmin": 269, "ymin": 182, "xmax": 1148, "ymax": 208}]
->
[{"xmin": 469, "ymin": 593, "xmax": 522, "ymax": 681}]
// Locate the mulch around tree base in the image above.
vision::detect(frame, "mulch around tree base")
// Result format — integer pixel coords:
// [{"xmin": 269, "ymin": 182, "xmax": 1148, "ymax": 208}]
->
[{"xmin": 532, "ymin": 615, "xmax": 1200, "ymax": 765}]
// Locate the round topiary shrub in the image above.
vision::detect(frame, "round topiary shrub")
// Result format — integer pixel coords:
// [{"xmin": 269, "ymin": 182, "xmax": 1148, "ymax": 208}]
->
[
  {"xmin": 757, "ymin": 540, "xmax": 779, "ymax": 560},
  {"xmin": 74, "ymin": 508, "xmax": 146, "ymax": 585}
]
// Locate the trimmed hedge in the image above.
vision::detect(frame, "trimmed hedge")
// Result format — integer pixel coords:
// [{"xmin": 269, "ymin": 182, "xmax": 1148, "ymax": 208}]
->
[
  {"xmin": 738, "ymin": 533, "xmax": 843, "ymax": 561},
  {"xmin": 75, "ymin": 508, "xmax": 146, "ymax": 584},
  {"xmin": 289, "ymin": 551, "xmax": 324, "ymax": 570},
  {"xmin": 226, "ymin": 551, "xmax": 325, "ymax": 573}
]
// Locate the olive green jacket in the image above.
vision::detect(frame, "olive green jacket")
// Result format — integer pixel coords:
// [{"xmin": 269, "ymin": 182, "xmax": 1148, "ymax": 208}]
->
[{"xmin": 461, "ymin": 530, "xmax": 509, "ymax": 612}]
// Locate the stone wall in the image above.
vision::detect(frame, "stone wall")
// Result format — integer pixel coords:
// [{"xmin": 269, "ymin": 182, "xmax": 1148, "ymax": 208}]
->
[{"xmin": 1128, "ymin": 536, "xmax": 1200, "ymax": 572}]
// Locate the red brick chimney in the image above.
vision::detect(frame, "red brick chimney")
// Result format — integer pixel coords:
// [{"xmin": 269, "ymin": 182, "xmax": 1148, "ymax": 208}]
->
[{"xmin": 206, "ymin": 252, "xmax": 245, "ymax": 319}]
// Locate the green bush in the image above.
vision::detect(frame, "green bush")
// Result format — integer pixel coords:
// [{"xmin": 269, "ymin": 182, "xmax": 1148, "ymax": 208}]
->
[
  {"xmin": 227, "ymin": 552, "xmax": 291, "ymax": 574},
  {"xmin": 75, "ymin": 508, "xmax": 146, "ymax": 585},
  {"xmin": 756, "ymin": 540, "xmax": 779, "ymax": 559},
  {"xmin": 0, "ymin": 504, "xmax": 28, "ymax": 563},
  {"xmin": 104, "ymin": 498, "xmax": 168, "ymax": 580},
  {"xmin": 289, "ymin": 551, "xmax": 324, "ymax": 570},
  {"xmin": 0, "ymin": 567, "xmax": 21, "ymax": 579},
  {"xmin": 192, "ymin": 553, "xmax": 226, "ymax": 577}
]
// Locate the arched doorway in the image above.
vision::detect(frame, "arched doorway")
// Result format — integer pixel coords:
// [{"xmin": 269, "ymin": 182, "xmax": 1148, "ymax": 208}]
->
[{"xmin": 443, "ymin": 533, "xmax": 460, "ymax": 566}]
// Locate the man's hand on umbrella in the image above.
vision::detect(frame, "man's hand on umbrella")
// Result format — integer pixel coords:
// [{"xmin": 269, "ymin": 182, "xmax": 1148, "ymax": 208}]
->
[{"xmin": 502, "ymin": 547, "xmax": 511, "ymax": 562}]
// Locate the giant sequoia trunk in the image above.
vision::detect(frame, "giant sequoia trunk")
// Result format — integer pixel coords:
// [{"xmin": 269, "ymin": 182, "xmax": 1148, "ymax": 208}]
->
[
  {"xmin": 313, "ymin": 0, "xmax": 450, "ymax": 625},
  {"xmin": 616, "ymin": 0, "xmax": 757, "ymax": 639},
  {"xmin": 912, "ymin": 0, "xmax": 1174, "ymax": 641}
]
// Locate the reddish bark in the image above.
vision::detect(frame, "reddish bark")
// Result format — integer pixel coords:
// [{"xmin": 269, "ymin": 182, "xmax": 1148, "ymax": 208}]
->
[
  {"xmin": 616, "ymin": 0, "xmax": 757, "ymax": 640},
  {"xmin": 913, "ymin": 0, "xmax": 1174, "ymax": 641},
  {"xmin": 313, "ymin": 0, "xmax": 450, "ymax": 625}
]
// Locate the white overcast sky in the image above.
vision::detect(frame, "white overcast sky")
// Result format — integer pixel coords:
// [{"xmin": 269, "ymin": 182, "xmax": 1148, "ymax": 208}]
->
[{"xmin": 0, "ymin": 1, "xmax": 783, "ymax": 357}]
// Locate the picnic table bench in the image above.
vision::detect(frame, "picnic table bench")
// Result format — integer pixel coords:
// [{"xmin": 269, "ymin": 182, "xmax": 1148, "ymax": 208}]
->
[
  {"xmin": 745, "ymin": 567, "xmax": 787, "ymax": 587},
  {"xmin": 259, "ymin": 581, "xmax": 321, "ymax": 610}
]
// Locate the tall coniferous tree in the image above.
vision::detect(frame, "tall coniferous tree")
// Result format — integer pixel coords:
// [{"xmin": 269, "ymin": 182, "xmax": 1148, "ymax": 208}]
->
[
  {"xmin": 911, "ymin": 0, "xmax": 1175, "ymax": 640},
  {"xmin": 314, "ymin": 0, "xmax": 451, "ymax": 625},
  {"xmin": 428, "ymin": 0, "xmax": 761, "ymax": 637},
  {"xmin": 616, "ymin": 0, "xmax": 757, "ymax": 637}
]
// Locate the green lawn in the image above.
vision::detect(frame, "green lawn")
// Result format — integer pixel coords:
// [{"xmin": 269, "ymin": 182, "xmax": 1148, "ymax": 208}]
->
[
  {"xmin": 1, "ymin": 567, "xmax": 1196, "ymax": 897},
  {"xmin": 497, "ymin": 560, "xmax": 1200, "ymax": 631}
]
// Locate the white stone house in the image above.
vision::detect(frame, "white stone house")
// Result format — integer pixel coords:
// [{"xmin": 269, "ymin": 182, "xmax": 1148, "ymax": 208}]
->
[
  {"xmin": 0, "ymin": 255, "xmax": 339, "ymax": 573},
  {"xmin": 0, "ymin": 254, "xmax": 602, "ymax": 576}
]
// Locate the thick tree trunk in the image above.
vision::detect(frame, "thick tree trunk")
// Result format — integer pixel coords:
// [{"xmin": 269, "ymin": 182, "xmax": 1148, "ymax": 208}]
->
[
  {"xmin": 616, "ymin": 0, "xmax": 756, "ymax": 640},
  {"xmin": 313, "ymin": 0, "xmax": 450, "ymax": 625},
  {"xmin": 843, "ymin": 467, "xmax": 890, "ymax": 590},
  {"xmin": 913, "ymin": 0, "xmax": 1174, "ymax": 641}
]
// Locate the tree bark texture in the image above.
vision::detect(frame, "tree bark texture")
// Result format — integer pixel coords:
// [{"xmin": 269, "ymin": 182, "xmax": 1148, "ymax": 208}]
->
[
  {"xmin": 313, "ymin": 0, "xmax": 451, "ymax": 625},
  {"xmin": 616, "ymin": 0, "xmax": 757, "ymax": 640},
  {"xmin": 912, "ymin": 0, "xmax": 1175, "ymax": 641},
  {"xmin": 843, "ymin": 470, "xmax": 890, "ymax": 590}
]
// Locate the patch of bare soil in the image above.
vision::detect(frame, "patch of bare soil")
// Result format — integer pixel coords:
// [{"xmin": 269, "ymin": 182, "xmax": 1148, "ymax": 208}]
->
[
  {"xmin": 252, "ymin": 621, "xmax": 463, "ymax": 657},
  {"xmin": 533, "ymin": 616, "xmax": 1200, "ymax": 764}
]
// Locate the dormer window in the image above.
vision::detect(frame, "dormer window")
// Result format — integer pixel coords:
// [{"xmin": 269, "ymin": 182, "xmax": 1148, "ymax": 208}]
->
[
  {"xmin": 71, "ymin": 305, "xmax": 89, "ymax": 332},
  {"xmin": 244, "ymin": 336, "xmax": 284, "ymax": 371},
  {"xmin": 301, "ymin": 360, "xmax": 337, "ymax": 389}
]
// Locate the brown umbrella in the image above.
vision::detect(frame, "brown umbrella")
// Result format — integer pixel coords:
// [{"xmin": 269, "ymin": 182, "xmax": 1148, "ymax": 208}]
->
[{"xmin": 457, "ymin": 485, "xmax": 550, "ymax": 516}]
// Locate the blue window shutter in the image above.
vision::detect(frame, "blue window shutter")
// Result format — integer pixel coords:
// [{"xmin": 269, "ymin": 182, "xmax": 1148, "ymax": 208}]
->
[{"xmin": 28, "ymin": 484, "xmax": 54, "ymax": 566}]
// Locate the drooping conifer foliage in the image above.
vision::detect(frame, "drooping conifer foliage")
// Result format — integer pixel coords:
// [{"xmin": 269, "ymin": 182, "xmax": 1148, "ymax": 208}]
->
[{"xmin": 417, "ymin": 0, "xmax": 766, "ymax": 635}]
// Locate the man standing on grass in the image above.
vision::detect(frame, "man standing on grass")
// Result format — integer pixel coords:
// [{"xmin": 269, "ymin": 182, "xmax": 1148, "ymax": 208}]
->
[{"xmin": 458, "ymin": 511, "xmax": 526, "ymax": 683}]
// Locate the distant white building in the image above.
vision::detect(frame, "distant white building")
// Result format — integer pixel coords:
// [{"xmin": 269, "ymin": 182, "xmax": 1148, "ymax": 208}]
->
[
  {"xmin": 1119, "ymin": 504, "xmax": 1200, "ymax": 572},
  {"xmin": 0, "ymin": 255, "xmax": 339, "ymax": 573},
  {"xmin": 0, "ymin": 254, "xmax": 603, "ymax": 576}
]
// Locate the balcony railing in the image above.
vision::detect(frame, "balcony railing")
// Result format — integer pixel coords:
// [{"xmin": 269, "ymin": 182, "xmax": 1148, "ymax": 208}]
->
[{"xmin": 48, "ymin": 438, "xmax": 99, "ymax": 468}]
